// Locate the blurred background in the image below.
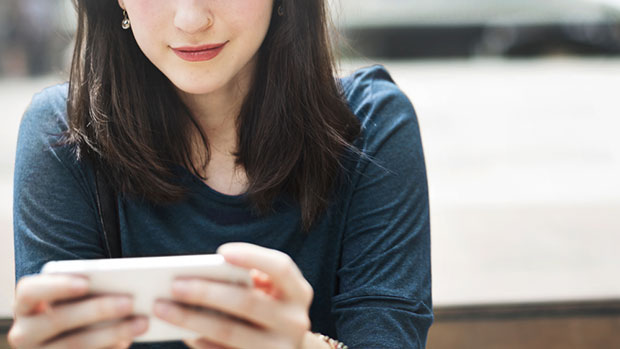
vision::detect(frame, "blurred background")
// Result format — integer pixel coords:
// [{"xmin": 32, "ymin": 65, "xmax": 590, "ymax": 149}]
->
[{"xmin": 2, "ymin": 0, "xmax": 620, "ymax": 347}]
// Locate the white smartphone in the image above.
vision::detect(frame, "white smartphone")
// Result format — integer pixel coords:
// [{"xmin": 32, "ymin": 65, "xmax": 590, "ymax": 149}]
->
[{"xmin": 41, "ymin": 254, "xmax": 252, "ymax": 342}]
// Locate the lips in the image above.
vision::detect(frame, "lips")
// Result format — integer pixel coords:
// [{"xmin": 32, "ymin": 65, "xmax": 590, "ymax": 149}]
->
[{"xmin": 171, "ymin": 41, "xmax": 228, "ymax": 62}]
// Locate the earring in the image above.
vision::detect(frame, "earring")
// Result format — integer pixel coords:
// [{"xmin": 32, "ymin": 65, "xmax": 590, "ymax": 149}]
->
[
  {"xmin": 277, "ymin": 1, "xmax": 284, "ymax": 16},
  {"xmin": 121, "ymin": 10, "xmax": 131, "ymax": 30}
]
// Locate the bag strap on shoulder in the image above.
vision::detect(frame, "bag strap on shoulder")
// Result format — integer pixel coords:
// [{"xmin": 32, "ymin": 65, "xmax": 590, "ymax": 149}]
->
[{"xmin": 93, "ymin": 166, "xmax": 122, "ymax": 258}]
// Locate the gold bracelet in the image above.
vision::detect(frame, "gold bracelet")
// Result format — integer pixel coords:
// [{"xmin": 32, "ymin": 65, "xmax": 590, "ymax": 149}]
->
[{"xmin": 315, "ymin": 333, "xmax": 349, "ymax": 349}]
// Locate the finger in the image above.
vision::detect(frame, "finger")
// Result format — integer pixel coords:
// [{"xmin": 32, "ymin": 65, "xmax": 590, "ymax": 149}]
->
[
  {"xmin": 14, "ymin": 274, "xmax": 89, "ymax": 316},
  {"xmin": 18, "ymin": 295, "xmax": 135, "ymax": 346},
  {"xmin": 102, "ymin": 339, "xmax": 132, "ymax": 349},
  {"xmin": 217, "ymin": 243, "xmax": 313, "ymax": 303},
  {"xmin": 41, "ymin": 316, "xmax": 148, "ymax": 349},
  {"xmin": 154, "ymin": 301, "xmax": 287, "ymax": 349},
  {"xmin": 166, "ymin": 279, "xmax": 308, "ymax": 334},
  {"xmin": 184, "ymin": 337, "xmax": 230, "ymax": 349}
]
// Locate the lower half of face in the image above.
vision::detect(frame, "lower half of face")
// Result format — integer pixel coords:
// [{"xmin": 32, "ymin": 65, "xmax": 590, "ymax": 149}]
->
[{"xmin": 122, "ymin": 0, "xmax": 274, "ymax": 96}]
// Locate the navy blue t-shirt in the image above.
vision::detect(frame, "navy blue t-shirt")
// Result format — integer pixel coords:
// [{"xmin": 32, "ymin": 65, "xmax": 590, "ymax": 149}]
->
[{"xmin": 14, "ymin": 65, "xmax": 433, "ymax": 348}]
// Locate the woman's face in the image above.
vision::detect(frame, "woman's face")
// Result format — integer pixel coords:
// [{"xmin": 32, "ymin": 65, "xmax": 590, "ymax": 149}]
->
[{"xmin": 118, "ymin": 0, "xmax": 274, "ymax": 95}]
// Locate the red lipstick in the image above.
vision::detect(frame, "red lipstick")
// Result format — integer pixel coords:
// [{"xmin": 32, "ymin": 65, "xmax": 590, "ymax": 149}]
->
[{"xmin": 171, "ymin": 41, "xmax": 228, "ymax": 62}]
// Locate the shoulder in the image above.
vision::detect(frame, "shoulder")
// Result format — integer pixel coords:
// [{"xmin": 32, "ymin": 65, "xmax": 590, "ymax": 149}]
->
[
  {"xmin": 16, "ymin": 82, "xmax": 76, "ymax": 167},
  {"xmin": 339, "ymin": 65, "xmax": 420, "ymax": 153},
  {"xmin": 340, "ymin": 64, "xmax": 414, "ymax": 115},
  {"xmin": 15, "ymin": 82, "xmax": 90, "ymax": 185},
  {"xmin": 20, "ymin": 82, "xmax": 69, "ymax": 138},
  {"xmin": 340, "ymin": 64, "xmax": 399, "ymax": 99}
]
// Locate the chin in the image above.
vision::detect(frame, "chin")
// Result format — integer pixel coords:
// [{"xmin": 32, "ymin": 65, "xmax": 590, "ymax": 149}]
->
[{"xmin": 170, "ymin": 77, "xmax": 224, "ymax": 95}]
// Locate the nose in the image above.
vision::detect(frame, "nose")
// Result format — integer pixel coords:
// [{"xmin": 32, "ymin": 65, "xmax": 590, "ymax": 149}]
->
[{"xmin": 174, "ymin": 1, "xmax": 214, "ymax": 34}]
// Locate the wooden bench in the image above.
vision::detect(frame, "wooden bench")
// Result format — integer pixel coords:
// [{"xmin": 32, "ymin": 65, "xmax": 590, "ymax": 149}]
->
[{"xmin": 428, "ymin": 300, "xmax": 620, "ymax": 349}]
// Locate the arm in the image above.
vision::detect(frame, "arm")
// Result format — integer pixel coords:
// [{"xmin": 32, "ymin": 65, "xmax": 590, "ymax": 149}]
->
[
  {"xmin": 10, "ymin": 86, "xmax": 147, "ymax": 348},
  {"xmin": 13, "ymin": 86, "xmax": 106, "ymax": 281},
  {"xmin": 333, "ymin": 67, "xmax": 433, "ymax": 348}
]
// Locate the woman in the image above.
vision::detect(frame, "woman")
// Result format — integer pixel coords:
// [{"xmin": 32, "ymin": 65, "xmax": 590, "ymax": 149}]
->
[{"xmin": 9, "ymin": 0, "xmax": 432, "ymax": 348}]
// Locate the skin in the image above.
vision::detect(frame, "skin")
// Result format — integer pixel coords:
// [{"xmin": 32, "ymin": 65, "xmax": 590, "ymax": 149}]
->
[
  {"xmin": 119, "ymin": 0, "xmax": 275, "ymax": 195},
  {"xmin": 8, "ymin": 245, "xmax": 328, "ymax": 349},
  {"xmin": 8, "ymin": 274, "xmax": 148, "ymax": 348},
  {"xmin": 10, "ymin": 1, "xmax": 330, "ymax": 348},
  {"xmin": 158, "ymin": 243, "xmax": 329, "ymax": 349}
]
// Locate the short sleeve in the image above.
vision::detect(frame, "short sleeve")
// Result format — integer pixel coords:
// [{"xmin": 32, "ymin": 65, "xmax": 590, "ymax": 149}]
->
[
  {"xmin": 333, "ymin": 66, "xmax": 433, "ymax": 348},
  {"xmin": 13, "ymin": 84, "xmax": 106, "ymax": 283}
]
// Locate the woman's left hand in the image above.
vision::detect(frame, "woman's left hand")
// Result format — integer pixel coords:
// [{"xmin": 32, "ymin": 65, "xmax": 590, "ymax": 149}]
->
[{"xmin": 153, "ymin": 243, "xmax": 315, "ymax": 349}]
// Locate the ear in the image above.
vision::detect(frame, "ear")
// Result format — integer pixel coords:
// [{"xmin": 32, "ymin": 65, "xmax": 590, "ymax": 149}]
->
[{"xmin": 117, "ymin": 0, "xmax": 125, "ymax": 10}]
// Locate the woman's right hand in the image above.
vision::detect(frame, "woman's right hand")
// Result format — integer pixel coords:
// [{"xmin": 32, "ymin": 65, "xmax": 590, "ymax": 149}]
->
[{"xmin": 8, "ymin": 274, "xmax": 148, "ymax": 349}]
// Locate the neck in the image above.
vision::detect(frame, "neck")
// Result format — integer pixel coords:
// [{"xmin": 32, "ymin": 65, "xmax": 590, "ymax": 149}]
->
[{"xmin": 177, "ymin": 58, "xmax": 256, "ymax": 157}]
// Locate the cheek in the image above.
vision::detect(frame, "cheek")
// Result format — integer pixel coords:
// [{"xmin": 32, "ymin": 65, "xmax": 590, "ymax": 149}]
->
[
  {"xmin": 226, "ymin": 2, "xmax": 273, "ymax": 48},
  {"xmin": 124, "ymin": 0, "xmax": 168, "ymax": 22},
  {"xmin": 220, "ymin": 0, "xmax": 274, "ymax": 22},
  {"xmin": 124, "ymin": 2, "xmax": 171, "ymax": 58}
]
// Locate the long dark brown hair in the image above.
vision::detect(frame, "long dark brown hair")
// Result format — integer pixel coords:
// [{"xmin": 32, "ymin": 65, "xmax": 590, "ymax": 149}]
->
[{"xmin": 64, "ymin": 0, "xmax": 360, "ymax": 230}]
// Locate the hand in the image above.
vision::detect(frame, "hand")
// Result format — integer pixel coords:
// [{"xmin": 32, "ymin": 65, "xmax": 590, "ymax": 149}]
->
[
  {"xmin": 153, "ymin": 243, "xmax": 314, "ymax": 349},
  {"xmin": 8, "ymin": 273, "xmax": 148, "ymax": 349}
]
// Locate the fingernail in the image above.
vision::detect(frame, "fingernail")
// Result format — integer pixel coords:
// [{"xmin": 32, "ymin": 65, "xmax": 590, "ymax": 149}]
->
[
  {"xmin": 132, "ymin": 317, "xmax": 148, "ymax": 334},
  {"xmin": 116, "ymin": 297, "xmax": 132, "ymax": 313},
  {"xmin": 217, "ymin": 244, "xmax": 232, "ymax": 254},
  {"xmin": 217, "ymin": 244, "xmax": 237, "ymax": 258}
]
